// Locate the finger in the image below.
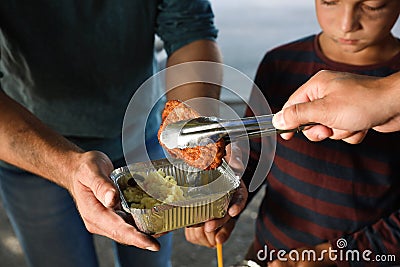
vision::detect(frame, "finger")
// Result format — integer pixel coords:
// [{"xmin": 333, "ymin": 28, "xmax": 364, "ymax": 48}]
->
[
  {"xmin": 215, "ymin": 220, "xmax": 236, "ymax": 244},
  {"xmin": 279, "ymin": 132, "xmax": 295, "ymax": 140},
  {"xmin": 91, "ymin": 178, "xmax": 119, "ymax": 208},
  {"xmin": 328, "ymin": 129, "xmax": 368, "ymax": 144},
  {"xmin": 184, "ymin": 228, "xmax": 195, "ymax": 244},
  {"xmin": 228, "ymin": 180, "xmax": 248, "ymax": 217},
  {"xmin": 328, "ymin": 129, "xmax": 355, "ymax": 140},
  {"xmin": 85, "ymin": 203, "xmax": 160, "ymax": 250},
  {"xmin": 185, "ymin": 227, "xmax": 213, "ymax": 247},
  {"xmin": 205, "ymin": 231, "xmax": 217, "ymax": 247},
  {"xmin": 373, "ymin": 117, "xmax": 400, "ymax": 132},
  {"xmin": 341, "ymin": 130, "xmax": 368, "ymax": 144},
  {"xmin": 75, "ymin": 152, "xmax": 119, "ymax": 208},
  {"xmin": 226, "ymin": 155, "xmax": 244, "ymax": 173},
  {"xmin": 76, "ymin": 166, "xmax": 119, "ymax": 208},
  {"xmin": 302, "ymin": 125, "xmax": 333, "ymax": 141},
  {"xmin": 273, "ymin": 99, "xmax": 328, "ymax": 130},
  {"xmin": 224, "ymin": 143, "xmax": 244, "ymax": 173},
  {"xmin": 204, "ymin": 216, "xmax": 230, "ymax": 233}
]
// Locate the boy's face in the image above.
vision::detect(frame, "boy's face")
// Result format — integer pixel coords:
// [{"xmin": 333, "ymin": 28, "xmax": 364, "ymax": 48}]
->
[{"xmin": 316, "ymin": 0, "xmax": 400, "ymax": 54}]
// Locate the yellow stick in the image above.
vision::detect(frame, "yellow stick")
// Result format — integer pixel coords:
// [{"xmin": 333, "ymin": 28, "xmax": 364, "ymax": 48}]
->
[{"xmin": 217, "ymin": 243, "xmax": 223, "ymax": 267}]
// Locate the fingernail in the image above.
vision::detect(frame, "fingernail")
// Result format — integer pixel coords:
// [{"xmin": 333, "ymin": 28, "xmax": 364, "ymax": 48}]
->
[
  {"xmin": 146, "ymin": 246, "xmax": 158, "ymax": 252},
  {"xmin": 104, "ymin": 190, "xmax": 115, "ymax": 207},
  {"xmin": 229, "ymin": 207, "xmax": 238, "ymax": 217},
  {"xmin": 272, "ymin": 112, "xmax": 285, "ymax": 129}
]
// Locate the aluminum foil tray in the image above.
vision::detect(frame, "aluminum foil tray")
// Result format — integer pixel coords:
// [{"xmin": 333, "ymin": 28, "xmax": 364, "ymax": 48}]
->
[{"xmin": 110, "ymin": 158, "xmax": 239, "ymax": 234}]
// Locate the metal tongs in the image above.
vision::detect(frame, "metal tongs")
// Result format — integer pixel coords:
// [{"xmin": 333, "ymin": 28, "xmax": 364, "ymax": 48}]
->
[{"xmin": 160, "ymin": 114, "xmax": 316, "ymax": 149}]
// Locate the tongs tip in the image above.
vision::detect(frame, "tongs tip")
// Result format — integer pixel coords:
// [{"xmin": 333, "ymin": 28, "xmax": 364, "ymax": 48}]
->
[{"xmin": 160, "ymin": 117, "xmax": 225, "ymax": 149}]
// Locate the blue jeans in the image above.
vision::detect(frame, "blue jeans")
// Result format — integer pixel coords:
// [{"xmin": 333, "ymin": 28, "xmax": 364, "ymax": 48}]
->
[{"xmin": 0, "ymin": 136, "xmax": 171, "ymax": 267}]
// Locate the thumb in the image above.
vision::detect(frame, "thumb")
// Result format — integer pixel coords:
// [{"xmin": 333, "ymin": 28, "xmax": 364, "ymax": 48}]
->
[
  {"xmin": 273, "ymin": 101, "xmax": 319, "ymax": 130},
  {"xmin": 103, "ymin": 187, "xmax": 118, "ymax": 208},
  {"xmin": 91, "ymin": 178, "xmax": 119, "ymax": 208}
]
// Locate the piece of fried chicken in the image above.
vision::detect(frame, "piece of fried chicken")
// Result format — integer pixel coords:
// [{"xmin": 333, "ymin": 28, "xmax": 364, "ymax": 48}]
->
[{"xmin": 158, "ymin": 100, "xmax": 226, "ymax": 170}]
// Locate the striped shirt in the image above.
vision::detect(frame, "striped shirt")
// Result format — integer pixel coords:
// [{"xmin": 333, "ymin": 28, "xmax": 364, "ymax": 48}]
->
[{"xmin": 243, "ymin": 34, "xmax": 400, "ymax": 266}]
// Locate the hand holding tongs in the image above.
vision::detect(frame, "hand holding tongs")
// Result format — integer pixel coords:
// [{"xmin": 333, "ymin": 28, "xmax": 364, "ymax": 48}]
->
[{"xmin": 160, "ymin": 114, "xmax": 317, "ymax": 149}]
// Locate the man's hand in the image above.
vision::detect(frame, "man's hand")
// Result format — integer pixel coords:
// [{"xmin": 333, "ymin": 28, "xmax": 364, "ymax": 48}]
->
[
  {"xmin": 0, "ymin": 91, "xmax": 160, "ymax": 249},
  {"xmin": 272, "ymin": 70, "xmax": 400, "ymax": 144},
  {"xmin": 67, "ymin": 151, "xmax": 160, "ymax": 250}
]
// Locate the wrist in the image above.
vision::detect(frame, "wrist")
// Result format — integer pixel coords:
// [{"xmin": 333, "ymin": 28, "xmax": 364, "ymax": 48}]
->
[
  {"xmin": 60, "ymin": 150, "xmax": 86, "ymax": 192},
  {"xmin": 383, "ymin": 72, "xmax": 400, "ymax": 119}
]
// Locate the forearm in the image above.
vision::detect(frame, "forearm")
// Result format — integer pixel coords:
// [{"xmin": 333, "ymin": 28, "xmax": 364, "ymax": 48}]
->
[
  {"xmin": 165, "ymin": 39, "xmax": 222, "ymax": 101},
  {"xmin": 0, "ymin": 90, "xmax": 83, "ymax": 189},
  {"xmin": 0, "ymin": 91, "xmax": 161, "ymax": 249}
]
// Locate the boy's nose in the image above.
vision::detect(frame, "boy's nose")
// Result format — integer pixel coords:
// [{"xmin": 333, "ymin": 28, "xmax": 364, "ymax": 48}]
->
[{"xmin": 341, "ymin": 6, "xmax": 360, "ymax": 33}]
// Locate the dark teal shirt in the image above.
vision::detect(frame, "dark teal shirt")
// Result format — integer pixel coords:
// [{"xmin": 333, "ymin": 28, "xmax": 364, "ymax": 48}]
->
[{"xmin": 0, "ymin": 0, "xmax": 217, "ymax": 161}]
